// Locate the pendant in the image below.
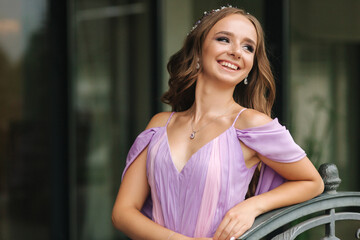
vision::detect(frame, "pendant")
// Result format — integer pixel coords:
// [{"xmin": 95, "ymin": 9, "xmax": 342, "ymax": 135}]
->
[{"xmin": 190, "ymin": 131, "xmax": 196, "ymax": 140}]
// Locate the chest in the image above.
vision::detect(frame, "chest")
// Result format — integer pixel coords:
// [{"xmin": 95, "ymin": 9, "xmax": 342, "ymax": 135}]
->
[
  {"xmin": 149, "ymin": 128, "xmax": 251, "ymax": 176},
  {"xmin": 166, "ymin": 120, "xmax": 238, "ymax": 170},
  {"xmin": 166, "ymin": 127, "xmax": 259, "ymax": 173}
]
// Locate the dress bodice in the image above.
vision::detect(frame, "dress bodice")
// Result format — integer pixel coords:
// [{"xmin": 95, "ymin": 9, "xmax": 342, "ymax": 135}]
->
[{"xmin": 122, "ymin": 113, "xmax": 306, "ymax": 238}]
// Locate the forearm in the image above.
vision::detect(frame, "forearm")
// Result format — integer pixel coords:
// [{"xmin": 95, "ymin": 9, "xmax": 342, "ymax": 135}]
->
[
  {"xmin": 245, "ymin": 179, "xmax": 324, "ymax": 216},
  {"xmin": 112, "ymin": 207, "xmax": 191, "ymax": 240}
]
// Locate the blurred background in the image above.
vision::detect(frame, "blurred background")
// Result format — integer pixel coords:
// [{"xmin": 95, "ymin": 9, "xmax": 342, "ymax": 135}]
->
[{"xmin": 0, "ymin": 0, "xmax": 359, "ymax": 239}]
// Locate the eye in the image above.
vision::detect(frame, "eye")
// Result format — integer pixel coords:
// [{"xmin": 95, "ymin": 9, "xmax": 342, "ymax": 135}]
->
[
  {"xmin": 216, "ymin": 37, "xmax": 230, "ymax": 43},
  {"xmin": 243, "ymin": 45, "xmax": 255, "ymax": 53}
]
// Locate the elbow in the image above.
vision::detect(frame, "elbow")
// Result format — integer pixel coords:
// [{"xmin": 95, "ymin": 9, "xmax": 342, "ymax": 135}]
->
[
  {"xmin": 314, "ymin": 176, "xmax": 325, "ymax": 197},
  {"xmin": 112, "ymin": 205, "xmax": 134, "ymax": 232},
  {"xmin": 112, "ymin": 207, "xmax": 124, "ymax": 231},
  {"xmin": 111, "ymin": 211, "xmax": 118, "ymax": 228},
  {"xmin": 318, "ymin": 179, "xmax": 325, "ymax": 195},
  {"xmin": 111, "ymin": 210, "xmax": 119, "ymax": 229}
]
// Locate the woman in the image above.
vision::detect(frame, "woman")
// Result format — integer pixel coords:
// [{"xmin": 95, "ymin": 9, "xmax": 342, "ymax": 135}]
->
[{"xmin": 112, "ymin": 6, "xmax": 324, "ymax": 240}]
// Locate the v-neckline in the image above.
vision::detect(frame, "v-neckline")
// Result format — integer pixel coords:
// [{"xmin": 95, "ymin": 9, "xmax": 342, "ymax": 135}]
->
[{"xmin": 165, "ymin": 125, "xmax": 234, "ymax": 174}]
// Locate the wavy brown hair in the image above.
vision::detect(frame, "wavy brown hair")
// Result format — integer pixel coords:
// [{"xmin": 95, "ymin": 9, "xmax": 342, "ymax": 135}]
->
[{"xmin": 161, "ymin": 7, "xmax": 276, "ymax": 117}]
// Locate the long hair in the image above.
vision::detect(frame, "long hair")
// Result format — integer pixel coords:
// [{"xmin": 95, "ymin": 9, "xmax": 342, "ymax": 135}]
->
[{"xmin": 161, "ymin": 7, "xmax": 276, "ymax": 117}]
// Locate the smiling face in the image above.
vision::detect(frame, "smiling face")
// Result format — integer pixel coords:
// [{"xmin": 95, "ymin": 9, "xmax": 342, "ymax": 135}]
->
[{"xmin": 199, "ymin": 14, "xmax": 257, "ymax": 86}]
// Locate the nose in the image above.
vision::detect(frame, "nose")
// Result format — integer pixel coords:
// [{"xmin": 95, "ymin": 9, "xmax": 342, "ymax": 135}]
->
[{"xmin": 229, "ymin": 45, "xmax": 242, "ymax": 59}]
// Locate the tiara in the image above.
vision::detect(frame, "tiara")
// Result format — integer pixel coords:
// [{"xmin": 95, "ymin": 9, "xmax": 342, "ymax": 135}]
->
[
  {"xmin": 189, "ymin": 6, "xmax": 232, "ymax": 34},
  {"xmin": 188, "ymin": 5, "xmax": 252, "ymax": 34},
  {"xmin": 188, "ymin": 5, "xmax": 251, "ymax": 35}
]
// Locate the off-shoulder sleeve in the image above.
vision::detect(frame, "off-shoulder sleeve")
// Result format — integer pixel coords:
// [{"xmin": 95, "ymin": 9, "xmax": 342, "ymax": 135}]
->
[
  {"xmin": 236, "ymin": 118, "xmax": 307, "ymax": 195},
  {"xmin": 121, "ymin": 128, "xmax": 158, "ymax": 219},
  {"xmin": 121, "ymin": 128, "xmax": 158, "ymax": 180}
]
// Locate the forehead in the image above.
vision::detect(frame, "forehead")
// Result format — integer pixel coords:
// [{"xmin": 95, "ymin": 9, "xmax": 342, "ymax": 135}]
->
[{"xmin": 208, "ymin": 14, "xmax": 257, "ymax": 43}]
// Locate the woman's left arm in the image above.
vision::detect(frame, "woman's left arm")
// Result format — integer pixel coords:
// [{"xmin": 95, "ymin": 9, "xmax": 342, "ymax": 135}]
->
[
  {"xmin": 251, "ymin": 155, "xmax": 324, "ymax": 213},
  {"xmin": 213, "ymin": 156, "xmax": 324, "ymax": 240}
]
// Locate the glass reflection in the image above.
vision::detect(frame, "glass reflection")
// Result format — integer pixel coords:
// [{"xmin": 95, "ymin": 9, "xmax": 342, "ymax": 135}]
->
[
  {"xmin": 0, "ymin": 0, "xmax": 50, "ymax": 239},
  {"xmin": 71, "ymin": 1, "xmax": 152, "ymax": 239}
]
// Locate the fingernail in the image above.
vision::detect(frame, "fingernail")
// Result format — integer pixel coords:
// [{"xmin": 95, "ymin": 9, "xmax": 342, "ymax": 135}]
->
[{"xmin": 230, "ymin": 237, "xmax": 236, "ymax": 240}]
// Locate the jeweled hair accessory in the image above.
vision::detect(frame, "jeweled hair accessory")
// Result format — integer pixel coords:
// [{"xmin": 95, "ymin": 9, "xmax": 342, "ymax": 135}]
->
[
  {"xmin": 189, "ymin": 5, "xmax": 232, "ymax": 34},
  {"xmin": 188, "ymin": 5, "xmax": 250, "ymax": 35}
]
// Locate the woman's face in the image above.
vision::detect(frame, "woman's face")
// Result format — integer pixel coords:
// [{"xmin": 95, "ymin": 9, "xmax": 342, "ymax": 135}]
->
[{"xmin": 200, "ymin": 14, "xmax": 257, "ymax": 86}]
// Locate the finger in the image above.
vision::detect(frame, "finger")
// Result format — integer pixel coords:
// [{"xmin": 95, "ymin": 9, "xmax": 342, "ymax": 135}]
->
[
  {"xmin": 217, "ymin": 220, "xmax": 237, "ymax": 240},
  {"xmin": 221, "ymin": 220, "xmax": 249, "ymax": 240},
  {"xmin": 213, "ymin": 218, "xmax": 230, "ymax": 240},
  {"xmin": 224, "ymin": 222, "xmax": 244, "ymax": 240},
  {"xmin": 231, "ymin": 223, "xmax": 252, "ymax": 240}
]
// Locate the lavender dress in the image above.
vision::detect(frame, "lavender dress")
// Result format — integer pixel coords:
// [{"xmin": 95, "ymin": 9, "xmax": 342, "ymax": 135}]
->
[{"xmin": 122, "ymin": 109, "xmax": 306, "ymax": 238}]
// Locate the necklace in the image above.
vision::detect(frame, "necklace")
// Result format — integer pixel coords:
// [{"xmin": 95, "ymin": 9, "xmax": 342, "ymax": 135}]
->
[{"xmin": 189, "ymin": 105, "xmax": 234, "ymax": 140}]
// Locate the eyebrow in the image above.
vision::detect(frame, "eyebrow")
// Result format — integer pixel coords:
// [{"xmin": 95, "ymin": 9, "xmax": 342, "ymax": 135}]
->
[{"xmin": 215, "ymin": 31, "xmax": 257, "ymax": 46}]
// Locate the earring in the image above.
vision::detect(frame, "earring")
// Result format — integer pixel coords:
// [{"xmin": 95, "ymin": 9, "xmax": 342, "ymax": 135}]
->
[
  {"xmin": 244, "ymin": 77, "xmax": 248, "ymax": 85},
  {"xmin": 196, "ymin": 60, "xmax": 200, "ymax": 70}
]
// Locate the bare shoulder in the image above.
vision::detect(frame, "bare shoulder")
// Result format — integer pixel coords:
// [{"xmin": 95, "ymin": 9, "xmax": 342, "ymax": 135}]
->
[
  {"xmin": 145, "ymin": 112, "xmax": 173, "ymax": 129},
  {"xmin": 234, "ymin": 108, "xmax": 273, "ymax": 130}
]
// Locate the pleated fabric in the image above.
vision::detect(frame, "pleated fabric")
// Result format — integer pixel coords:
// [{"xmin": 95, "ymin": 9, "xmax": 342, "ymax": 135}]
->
[{"xmin": 121, "ymin": 112, "xmax": 306, "ymax": 238}]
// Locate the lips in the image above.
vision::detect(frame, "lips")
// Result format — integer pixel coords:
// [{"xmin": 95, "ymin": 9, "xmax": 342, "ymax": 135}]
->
[{"xmin": 218, "ymin": 60, "xmax": 240, "ymax": 70}]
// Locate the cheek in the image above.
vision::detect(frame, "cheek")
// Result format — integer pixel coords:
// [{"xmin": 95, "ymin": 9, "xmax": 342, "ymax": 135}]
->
[
  {"xmin": 203, "ymin": 42, "xmax": 227, "ymax": 56},
  {"xmin": 201, "ymin": 47, "xmax": 219, "ymax": 66},
  {"xmin": 245, "ymin": 55, "xmax": 255, "ymax": 68},
  {"xmin": 201, "ymin": 48, "xmax": 212, "ymax": 65}
]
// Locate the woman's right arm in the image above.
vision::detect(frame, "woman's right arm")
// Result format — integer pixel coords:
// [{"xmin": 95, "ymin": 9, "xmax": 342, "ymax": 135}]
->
[
  {"xmin": 112, "ymin": 145, "xmax": 175, "ymax": 240},
  {"xmin": 112, "ymin": 112, "xmax": 211, "ymax": 240}
]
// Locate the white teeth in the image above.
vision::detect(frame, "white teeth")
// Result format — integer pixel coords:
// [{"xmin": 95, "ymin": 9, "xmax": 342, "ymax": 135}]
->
[{"xmin": 220, "ymin": 61, "xmax": 238, "ymax": 70}]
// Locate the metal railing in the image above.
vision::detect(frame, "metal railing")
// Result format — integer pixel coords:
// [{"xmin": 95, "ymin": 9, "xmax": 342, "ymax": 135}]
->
[{"xmin": 239, "ymin": 163, "xmax": 360, "ymax": 240}]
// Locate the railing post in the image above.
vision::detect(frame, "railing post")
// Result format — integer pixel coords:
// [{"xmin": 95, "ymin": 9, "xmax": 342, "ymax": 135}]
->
[
  {"xmin": 319, "ymin": 163, "xmax": 341, "ymax": 240},
  {"xmin": 319, "ymin": 163, "xmax": 341, "ymax": 194}
]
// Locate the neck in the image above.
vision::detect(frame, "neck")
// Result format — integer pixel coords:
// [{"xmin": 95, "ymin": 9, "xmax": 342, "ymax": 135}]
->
[{"xmin": 190, "ymin": 76, "xmax": 237, "ymax": 122}]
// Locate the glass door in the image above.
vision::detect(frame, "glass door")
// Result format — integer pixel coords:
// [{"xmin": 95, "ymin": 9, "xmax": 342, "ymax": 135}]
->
[{"xmin": 69, "ymin": 1, "xmax": 156, "ymax": 239}]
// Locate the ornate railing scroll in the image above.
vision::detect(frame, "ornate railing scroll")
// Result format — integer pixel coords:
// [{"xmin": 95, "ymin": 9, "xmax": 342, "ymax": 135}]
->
[{"xmin": 239, "ymin": 163, "xmax": 360, "ymax": 240}]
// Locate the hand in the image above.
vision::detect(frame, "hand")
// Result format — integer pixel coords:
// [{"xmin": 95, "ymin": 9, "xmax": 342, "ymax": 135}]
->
[
  {"xmin": 181, "ymin": 235, "xmax": 212, "ymax": 240},
  {"xmin": 213, "ymin": 200, "xmax": 259, "ymax": 240}
]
